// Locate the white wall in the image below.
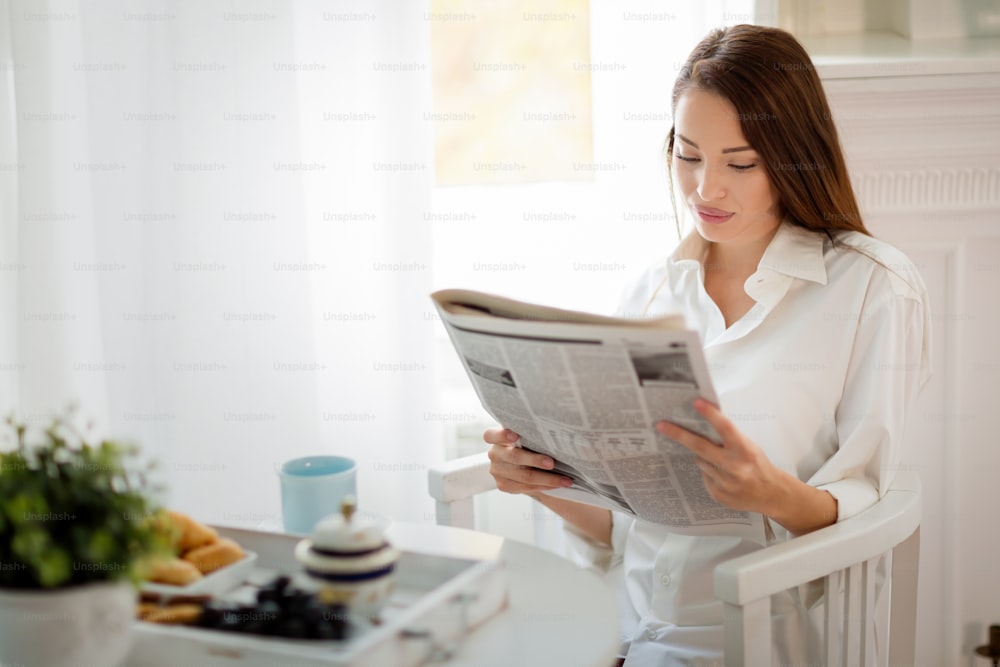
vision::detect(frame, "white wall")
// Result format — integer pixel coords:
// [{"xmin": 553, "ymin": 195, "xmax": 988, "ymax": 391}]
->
[{"xmin": 821, "ymin": 63, "xmax": 1000, "ymax": 666}]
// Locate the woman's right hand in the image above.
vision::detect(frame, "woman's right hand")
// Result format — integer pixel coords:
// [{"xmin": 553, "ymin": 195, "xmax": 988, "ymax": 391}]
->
[
  {"xmin": 484, "ymin": 428, "xmax": 573, "ymax": 497},
  {"xmin": 485, "ymin": 427, "xmax": 612, "ymax": 546}
]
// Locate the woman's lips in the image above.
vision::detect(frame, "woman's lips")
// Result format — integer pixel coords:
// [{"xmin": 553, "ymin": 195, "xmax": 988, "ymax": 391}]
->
[{"xmin": 695, "ymin": 206, "xmax": 735, "ymax": 224}]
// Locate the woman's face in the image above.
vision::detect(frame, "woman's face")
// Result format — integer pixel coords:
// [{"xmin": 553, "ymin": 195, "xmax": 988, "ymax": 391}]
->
[{"xmin": 671, "ymin": 88, "xmax": 781, "ymax": 252}]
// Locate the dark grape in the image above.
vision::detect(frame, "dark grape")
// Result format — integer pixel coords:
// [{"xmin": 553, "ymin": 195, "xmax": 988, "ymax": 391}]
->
[
  {"xmin": 276, "ymin": 616, "xmax": 308, "ymax": 639},
  {"xmin": 285, "ymin": 590, "xmax": 314, "ymax": 614},
  {"xmin": 198, "ymin": 605, "xmax": 227, "ymax": 628},
  {"xmin": 319, "ymin": 604, "xmax": 349, "ymax": 640},
  {"xmin": 256, "ymin": 587, "xmax": 279, "ymax": 605},
  {"xmin": 257, "ymin": 600, "xmax": 282, "ymax": 618},
  {"xmin": 196, "ymin": 579, "xmax": 348, "ymax": 641}
]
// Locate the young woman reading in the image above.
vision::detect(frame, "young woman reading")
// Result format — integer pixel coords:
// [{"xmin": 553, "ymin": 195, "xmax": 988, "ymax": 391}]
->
[{"xmin": 483, "ymin": 24, "xmax": 930, "ymax": 666}]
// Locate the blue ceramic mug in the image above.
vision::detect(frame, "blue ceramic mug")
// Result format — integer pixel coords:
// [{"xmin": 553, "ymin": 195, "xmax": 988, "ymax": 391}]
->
[{"xmin": 279, "ymin": 455, "xmax": 357, "ymax": 535}]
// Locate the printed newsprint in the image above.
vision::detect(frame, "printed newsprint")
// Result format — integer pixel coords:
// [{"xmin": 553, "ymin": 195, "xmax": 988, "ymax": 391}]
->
[{"xmin": 432, "ymin": 288, "xmax": 765, "ymax": 542}]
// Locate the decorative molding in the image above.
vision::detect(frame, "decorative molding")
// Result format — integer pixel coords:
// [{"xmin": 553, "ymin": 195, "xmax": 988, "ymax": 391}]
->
[
  {"xmin": 853, "ymin": 167, "xmax": 1000, "ymax": 213},
  {"xmin": 824, "ymin": 69, "xmax": 1000, "ymax": 216}
]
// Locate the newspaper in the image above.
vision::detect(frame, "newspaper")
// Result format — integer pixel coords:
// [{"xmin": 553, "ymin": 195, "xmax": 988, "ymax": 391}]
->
[{"xmin": 432, "ymin": 288, "xmax": 765, "ymax": 542}]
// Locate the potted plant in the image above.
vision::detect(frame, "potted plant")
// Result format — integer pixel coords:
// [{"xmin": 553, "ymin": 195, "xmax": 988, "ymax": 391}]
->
[{"xmin": 0, "ymin": 411, "xmax": 169, "ymax": 667}]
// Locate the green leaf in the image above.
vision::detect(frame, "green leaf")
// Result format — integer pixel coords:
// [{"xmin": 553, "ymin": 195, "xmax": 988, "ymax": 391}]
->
[
  {"xmin": 35, "ymin": 547, "xmax": 72, "ymax": 588},
  {"xmin": 11, "ymin": 525, "xmax": 50, "ymax": 560},
  {"xmin": 86, "ymin": 529, "xmax": 116, "ymax": 563}
]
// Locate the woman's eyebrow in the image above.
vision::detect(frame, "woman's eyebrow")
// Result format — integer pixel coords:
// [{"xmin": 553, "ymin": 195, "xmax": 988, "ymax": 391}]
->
[{"xmin": 677, "ymin": 133, "xmax": 753, "ymax": 154}]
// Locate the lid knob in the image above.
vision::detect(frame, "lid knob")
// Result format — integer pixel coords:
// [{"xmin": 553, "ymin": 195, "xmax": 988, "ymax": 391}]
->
[{"xmin": 340, "ymin": 495, "xmax": 357, "ymax": 523}]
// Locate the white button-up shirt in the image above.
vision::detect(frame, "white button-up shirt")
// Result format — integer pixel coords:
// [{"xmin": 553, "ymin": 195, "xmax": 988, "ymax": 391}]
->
[{"xmin": 590, "ymin": 222, "xmax": 932, "ymax": 666}]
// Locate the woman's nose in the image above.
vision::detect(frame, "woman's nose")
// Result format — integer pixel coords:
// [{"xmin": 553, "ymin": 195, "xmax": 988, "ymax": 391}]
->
[{"xmin": 696, "ymin": 166, "xmax": 726, "ymax": 202}]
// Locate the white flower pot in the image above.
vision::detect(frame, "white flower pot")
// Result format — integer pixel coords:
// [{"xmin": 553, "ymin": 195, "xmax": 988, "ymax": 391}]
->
[{"xmin": 0, "ymin": 580, "xmax": 137, "ymax": 667}]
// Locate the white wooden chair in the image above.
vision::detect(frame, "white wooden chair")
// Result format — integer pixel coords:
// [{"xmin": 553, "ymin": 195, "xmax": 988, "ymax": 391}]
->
[{"xmin": 428, "ymin": 452, "xmax": 920, "ymax": 667}]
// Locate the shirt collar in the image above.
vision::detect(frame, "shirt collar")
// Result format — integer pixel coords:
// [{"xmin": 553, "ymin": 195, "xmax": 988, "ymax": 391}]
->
[
  {"xmin": 671, "ymin": 222, "xmax": 828, "ymax": 286},
  {"xmin": 758, "ymin": 222, "xmax": 828, "ymax": 285}
]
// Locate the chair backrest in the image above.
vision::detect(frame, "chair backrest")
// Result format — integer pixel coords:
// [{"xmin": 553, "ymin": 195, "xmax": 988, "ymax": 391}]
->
[{"xmin": 428, "ymin": 455, "xmax": 921, "ymax": 666}]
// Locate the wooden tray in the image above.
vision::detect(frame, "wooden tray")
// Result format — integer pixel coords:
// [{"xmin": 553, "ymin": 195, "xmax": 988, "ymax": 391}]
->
[{"xmin": 127, "ymin": 526, "xmax": 508, "ymax": 667}]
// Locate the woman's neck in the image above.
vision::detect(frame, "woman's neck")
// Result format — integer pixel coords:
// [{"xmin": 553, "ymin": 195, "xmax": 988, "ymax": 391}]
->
[{"xmin": 702, "ymin": 228, "xmax": 779, "ymax": 279}]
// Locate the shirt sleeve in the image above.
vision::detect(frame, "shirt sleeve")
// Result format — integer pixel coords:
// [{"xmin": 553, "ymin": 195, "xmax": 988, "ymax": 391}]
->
[
  {"xmin": 808, "ymin": 269, "xmax": 931, "ymax": 521},
  {"xmin": 562, "ymin": 510, "xmax": 632, "ymax": 573}
]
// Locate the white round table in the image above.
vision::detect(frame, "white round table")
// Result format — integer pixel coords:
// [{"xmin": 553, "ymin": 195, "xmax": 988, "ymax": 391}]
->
[{"xmin": 387, "ymin": 522, "xmax": 620, "ymax": 667}]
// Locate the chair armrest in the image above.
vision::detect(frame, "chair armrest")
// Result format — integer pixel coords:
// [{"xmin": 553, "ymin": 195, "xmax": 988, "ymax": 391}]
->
[
  {"xmin": 714, "ymin": 471, "xmax": 921, "ymax": 605},
  {"xmin": 427, "ymin": 451, "xmax": 495, "ymax": 503},
  {"xmin": 427, "ymin": 452, "xmax": 496, "ymax": 528}
]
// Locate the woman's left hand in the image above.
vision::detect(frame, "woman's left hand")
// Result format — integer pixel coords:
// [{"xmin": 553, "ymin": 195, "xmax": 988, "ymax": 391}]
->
[
  {"xmin": 656, "ymin": 398, "xmax": 785, "ymax": 516},
  {"xmin": 656, "ymin": 398, "xmax": 838, "ymax": 534}
]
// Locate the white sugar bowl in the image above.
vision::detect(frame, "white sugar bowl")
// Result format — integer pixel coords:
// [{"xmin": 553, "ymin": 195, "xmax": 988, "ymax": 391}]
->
[{"xmin": 294, "ymin": 496, "xmax": 399, "ymax": 619}]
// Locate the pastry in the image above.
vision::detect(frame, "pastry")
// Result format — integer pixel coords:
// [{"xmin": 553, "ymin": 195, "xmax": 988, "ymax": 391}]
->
[
  {"xmin": 146, "ymin": 557, "xmax": 204, "ymax": 586},
  {"xmin": 182, "ymin": 537, "xmax": 245, "ymax": 574},
  {"xmin": 166, "ymin": 510, "xmax": 218, "ymax": 552},
  {"xmin": 137, "ymin": 602, "xmax": 203, "ymax": 625},
  {"xmin": 136, "ymin": 601, "xmax": 160, "ymax": 621}
]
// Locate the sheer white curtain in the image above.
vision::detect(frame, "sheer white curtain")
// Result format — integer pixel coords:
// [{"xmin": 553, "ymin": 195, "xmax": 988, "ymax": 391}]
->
[
  {"xmin": 0, "ymin": 0, "xmax": 442, "ymax": 524},
  {"xmin": 0, "ymin": 0, "xmax": 755, "ymax": 527}
]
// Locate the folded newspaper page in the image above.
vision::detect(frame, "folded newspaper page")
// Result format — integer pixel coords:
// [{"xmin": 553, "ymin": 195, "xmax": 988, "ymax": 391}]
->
[{"xmin": 432, "ymin": 288, "xmax": 765, "ymax": 542}]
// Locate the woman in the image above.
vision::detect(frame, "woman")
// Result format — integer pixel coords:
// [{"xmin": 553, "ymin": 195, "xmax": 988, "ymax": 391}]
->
[{"xmin": 484, "ymin": 24, "xmax": 931, "ymax": 666}]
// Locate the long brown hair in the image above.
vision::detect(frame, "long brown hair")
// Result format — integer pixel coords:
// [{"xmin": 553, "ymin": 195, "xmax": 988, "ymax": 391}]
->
[{"xmin": 666, "ymin": 24, "xmax": 869, "ymax": 237}]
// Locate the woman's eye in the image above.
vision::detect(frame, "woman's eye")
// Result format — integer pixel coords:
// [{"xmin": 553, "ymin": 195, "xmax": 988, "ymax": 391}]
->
[
  {"xmin": 730, "ymin": 163, "xmax": 758, "ymax": 171},
  {"xmin": 674, "ymin": 153, "xmax": 699, "ymax": 163}
]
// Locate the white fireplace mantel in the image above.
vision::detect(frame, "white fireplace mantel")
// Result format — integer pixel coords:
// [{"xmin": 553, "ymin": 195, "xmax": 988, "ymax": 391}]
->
[
  {"xmin": 808, "ymin": 33, "xmax": 1000, "ymax": 218},
  {"xmin": 809, "ymin": 33, "xmax": 1000, "ymax": 667},
  {"xmin": 807, "ymin": 32, "xmax": 1000, "ymax": 77}
]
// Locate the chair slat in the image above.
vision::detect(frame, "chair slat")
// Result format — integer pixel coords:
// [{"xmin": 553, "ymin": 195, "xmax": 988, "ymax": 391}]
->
[
  {"xmin": 844, "ymin": 562, "xmax": 863, "ymax": 661},
  {"xmin": 880, "ymin": 549, "xmax": 895, "ymax": 667},
  {"xmin": 860, "ymin": 555, "xmax": 877, "ymax": 666},
  {"xmin": 724, "ymin": 598, "xmax": 771, "ymax": 667},
  {"xmin": 825, "ymin": 569, "xmax": 844, "ymax": 665},
  {"xmin": 888, "ymin": 530, "xmax": 920, "ymax": 667}
]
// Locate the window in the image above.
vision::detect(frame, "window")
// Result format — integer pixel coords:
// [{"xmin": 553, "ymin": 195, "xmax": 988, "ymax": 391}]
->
[
  {"xmin": 427, "ymin": 1, "xmax": 754, "ymax": 456},
  {"xmin": 429, "ymin": 0, "xmax": 594, "ymax": 185}
]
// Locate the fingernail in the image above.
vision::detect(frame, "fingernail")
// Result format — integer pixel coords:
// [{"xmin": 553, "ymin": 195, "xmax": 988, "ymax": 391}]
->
[
  {"xmin": 542, "ymin": 457, "xmax": 555, "ymax": 469},
  {"xmin": 562, "ymin": 478, "xmax": 573, "ymax": 487},
  {"xmin": 505, "ymin": 431, "xmax": 519, "ymax": 443}
]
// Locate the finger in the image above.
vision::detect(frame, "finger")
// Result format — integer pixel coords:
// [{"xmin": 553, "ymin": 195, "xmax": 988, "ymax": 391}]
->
[
  {"xmin": 695, "ymin": 456, "xmax": 724, "ymax": 484},
  {"xmin": 498, "ymin": 462, "xmax": 572, "ymax": 489},
  {"xmin": 655, "ymin": 420, "xmax": 721, "ymax": 463},
  {"xmin": 483, "ymin": 428, "xmax": 520, "ymax": 445},
  {"xmin": 489, "ymin": 457, "xmax": 572, "ymax": 492},
  {"xmin": 692, "ymin": 399, "xmax": 741, "ymax": 445},
  {"xmin": 487, "ymin": 442, "xmax": 557, "ymax": 471},
  {"xmin": 497, "ymin": 478, "xmax": 572, "ymax": 495}
]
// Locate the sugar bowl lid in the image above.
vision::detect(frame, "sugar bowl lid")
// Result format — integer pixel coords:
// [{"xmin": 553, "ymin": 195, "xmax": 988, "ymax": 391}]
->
[
  {"xmin": 313, "ymin": 496, "xmax": 387, "ymax": 552},
  {"xmin": 294, "ymin": 496, "xmax": 398, "ymax": 579}
]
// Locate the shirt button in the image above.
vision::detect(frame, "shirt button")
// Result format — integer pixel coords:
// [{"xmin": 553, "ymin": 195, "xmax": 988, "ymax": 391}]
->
[
  {"xmin": 647, "ymin": 628, "xmax": 657, "ymax": 640},
  {"xmin": 659, "ymin": 574, "xmax": 672, "ymax": 586}
]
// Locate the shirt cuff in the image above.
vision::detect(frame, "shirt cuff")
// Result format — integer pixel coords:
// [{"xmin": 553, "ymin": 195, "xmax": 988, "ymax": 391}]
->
[
  {"xmin": 816, "ymin": 478, "xmax": 880, "ymax": 522},
  {"xmin": 561, "ymin": 511, "xmax": 632, "ymax": 573},
  {"xmin": 610, "ymin": 510, "xmax": 632, "ymax": 555}
]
